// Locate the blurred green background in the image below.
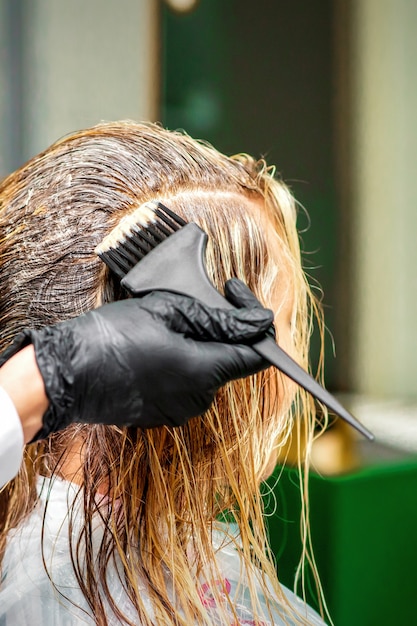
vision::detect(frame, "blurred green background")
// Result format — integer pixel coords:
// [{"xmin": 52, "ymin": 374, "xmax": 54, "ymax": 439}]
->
[{"xmin": 161, "ymin": 0, "xmax": 339, "ymax": 388}]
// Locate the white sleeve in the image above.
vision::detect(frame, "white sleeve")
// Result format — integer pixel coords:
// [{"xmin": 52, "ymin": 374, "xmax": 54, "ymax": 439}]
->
[{"xmin": 0, "ymin": 386, "xmax": 24, "ymax": 488}]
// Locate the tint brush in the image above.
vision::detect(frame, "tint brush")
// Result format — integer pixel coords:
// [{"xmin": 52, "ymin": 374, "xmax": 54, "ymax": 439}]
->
[{"xmin": 95, "ymin": 200, "xmax": 374, "ymax": 440}]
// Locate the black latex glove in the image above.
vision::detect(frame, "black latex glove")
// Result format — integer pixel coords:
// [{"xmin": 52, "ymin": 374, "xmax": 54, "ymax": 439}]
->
[{"xmin": 0, "ymin": 279, "xmax": 273, "ymax": 440}]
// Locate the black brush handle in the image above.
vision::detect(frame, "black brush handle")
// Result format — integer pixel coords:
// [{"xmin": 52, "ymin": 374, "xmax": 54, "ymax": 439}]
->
[{"xmin": 122, "ymin": 224, "xmax": 373, "ymax": 440}]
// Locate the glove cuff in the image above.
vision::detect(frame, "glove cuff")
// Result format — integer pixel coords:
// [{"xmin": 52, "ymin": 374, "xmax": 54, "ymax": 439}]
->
[
  {"xmin": 0, "ymin": 327, "xmax": 76, "ymax": 442},
  {"xmin": 0, "ymin": 331, "xmax": 32, "ymax": 367},
  {"xmin": 30, "ymin": 325, "xmax": 76, "ymax": 441}
]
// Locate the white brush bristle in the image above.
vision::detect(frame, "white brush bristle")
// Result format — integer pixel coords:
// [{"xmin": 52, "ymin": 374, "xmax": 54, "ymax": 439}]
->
[{"xmin": 95, "ymin": 200, "xmax": 159, "ymax": 254}]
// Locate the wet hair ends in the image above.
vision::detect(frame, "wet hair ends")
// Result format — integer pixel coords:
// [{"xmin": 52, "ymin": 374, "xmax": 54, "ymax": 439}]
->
[{"xmin": 0, "ymin": 121, "xmax": 330, "ymax": 625}]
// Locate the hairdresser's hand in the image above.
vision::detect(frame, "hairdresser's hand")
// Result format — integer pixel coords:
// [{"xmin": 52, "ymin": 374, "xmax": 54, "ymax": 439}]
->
[{"xmin": 0, "ymin": 281, "xmax": 272, "ymax": 439}]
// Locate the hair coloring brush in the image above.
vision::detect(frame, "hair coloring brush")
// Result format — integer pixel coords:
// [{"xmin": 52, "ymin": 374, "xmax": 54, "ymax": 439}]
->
[{"xmin": 95, "ymin": 200, "xmax": 374, "ymax": 440}]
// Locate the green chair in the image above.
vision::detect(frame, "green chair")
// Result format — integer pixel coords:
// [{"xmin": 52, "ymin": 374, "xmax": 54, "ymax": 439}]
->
[{"xmin": 263, "ymin": 458, "xmax": 417, "ymax": 625}]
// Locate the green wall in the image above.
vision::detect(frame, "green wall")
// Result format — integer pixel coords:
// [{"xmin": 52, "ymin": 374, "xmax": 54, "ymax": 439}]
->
[{"xmin": 161, "ymin": 0, "xmax": 340, "ymax": 388}]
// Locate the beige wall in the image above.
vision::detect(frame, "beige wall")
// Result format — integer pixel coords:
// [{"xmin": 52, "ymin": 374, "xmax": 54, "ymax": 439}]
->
[
  {"xmin": 351, "ymin": 0, "xmax": 417, "ymax": 399},
  {"xmin": 1, "ymin": 0, "xmax": 159, "ymax": 171},
  {"xmin": 0, "ymin": 0, "xmax": 16, "ymax": 175}
]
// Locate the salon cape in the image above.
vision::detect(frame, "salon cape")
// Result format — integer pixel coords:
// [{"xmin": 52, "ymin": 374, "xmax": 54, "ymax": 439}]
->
[
  {"xmin": 0, "ymin": 387, "xmax": 24, "ymax": 489},
  {"xmin": 0, "ymin": 476, "xmax": 326, "ymax": 626}
]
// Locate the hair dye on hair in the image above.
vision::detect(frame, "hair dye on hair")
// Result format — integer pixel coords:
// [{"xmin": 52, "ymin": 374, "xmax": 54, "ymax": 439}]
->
[{"xmin": 0, "ymin": 122, "xmax": 329, "ymax": 625}]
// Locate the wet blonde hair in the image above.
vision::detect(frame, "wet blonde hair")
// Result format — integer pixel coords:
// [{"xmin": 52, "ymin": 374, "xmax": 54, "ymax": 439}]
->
[{"xmin": 0, "ymin": 122, "xmax": 326, "ymax": 625}]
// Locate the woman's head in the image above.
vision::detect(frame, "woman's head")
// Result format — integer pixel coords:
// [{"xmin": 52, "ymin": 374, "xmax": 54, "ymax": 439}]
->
[
  {"xmin": 0, "ymin": 123, "xmax": 305, "ymax": 336},
  {"xmin": 0, "ymin": 121, "xmax": 323, "ymax": 624},
  {"xmin": 0, "ymin": 121, "xmax": 312, "ymax": 472}
]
